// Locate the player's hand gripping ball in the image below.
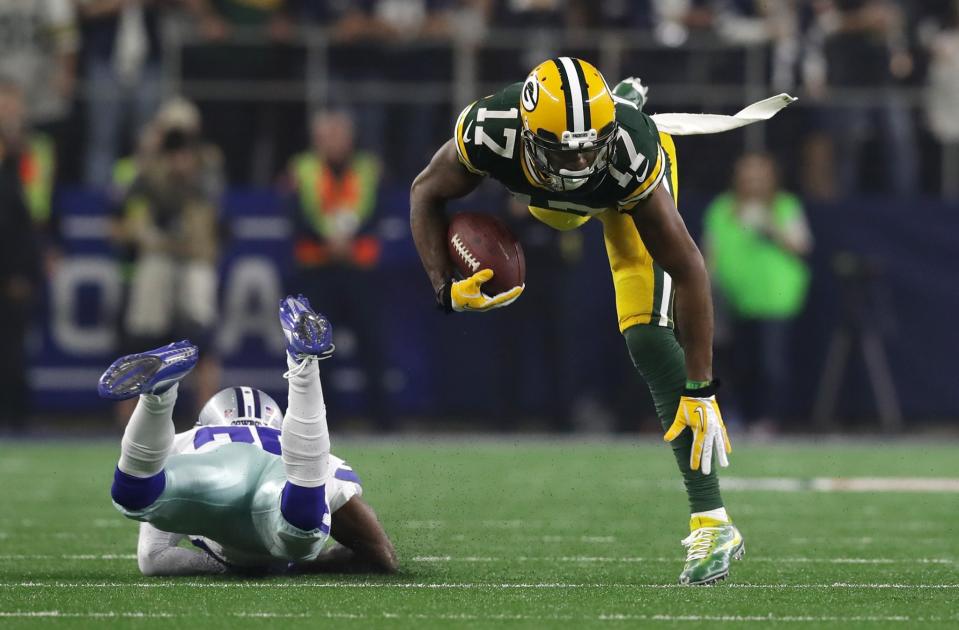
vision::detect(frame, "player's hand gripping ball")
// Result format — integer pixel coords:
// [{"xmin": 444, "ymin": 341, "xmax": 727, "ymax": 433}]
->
[{"xmin": 446, "ymin": 212, "xmax": 525, "ymax": 312}]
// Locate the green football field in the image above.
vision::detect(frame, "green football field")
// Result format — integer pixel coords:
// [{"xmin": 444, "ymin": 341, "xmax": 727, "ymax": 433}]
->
[{"xmin": 1, "ymin": 439, "xmax": 957, "ymax": 628}]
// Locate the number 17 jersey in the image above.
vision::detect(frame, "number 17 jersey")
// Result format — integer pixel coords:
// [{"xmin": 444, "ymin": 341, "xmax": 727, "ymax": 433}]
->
[{"xmin": 453, "ymin": 82, "xmax": 671, "ymax": 232}]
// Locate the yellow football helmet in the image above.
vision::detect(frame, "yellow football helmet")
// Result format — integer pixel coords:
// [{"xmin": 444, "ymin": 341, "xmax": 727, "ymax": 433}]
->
[{"xmin": 520, "ymin": 57, "xmax": 617, "ymax": 192}]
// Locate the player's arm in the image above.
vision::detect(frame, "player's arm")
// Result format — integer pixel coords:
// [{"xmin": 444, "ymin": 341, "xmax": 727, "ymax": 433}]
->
[
  {"xmin": 411, "ymin": 140, "xmax": 523, "ymax": 312},
  {"xmin": 410, "ymin": 140, "xmax": 483, "ymax": 298},
  {"xmin": 630, "ymin": 184, "xmax": 731, "ymax": 474},
  {"xmin": 629, "ymin": 184, "xmax": 713, "ymax": 381},
  {"xmin": 297, "ymin": 496, "xmax": 398, "ymax": 574}
]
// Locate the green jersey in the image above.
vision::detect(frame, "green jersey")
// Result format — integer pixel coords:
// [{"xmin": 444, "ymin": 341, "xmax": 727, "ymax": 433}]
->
[{"xmin": 453, "ymin": 83, "xmax": 669, "ymax": 231}]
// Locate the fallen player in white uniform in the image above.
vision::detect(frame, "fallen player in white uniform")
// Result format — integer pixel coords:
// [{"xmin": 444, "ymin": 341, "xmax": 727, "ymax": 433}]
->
[{"xmin": 99, "ymin": 294, "xmax": 397, "ymax": 575}]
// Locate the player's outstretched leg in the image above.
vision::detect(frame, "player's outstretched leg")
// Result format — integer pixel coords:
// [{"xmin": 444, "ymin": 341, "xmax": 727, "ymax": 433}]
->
[
  {"xmin": 278, "ymin": 295, "xmax": 334, "ymax": 534},
  {"xmin": 623, "ymin": 324, "xmax": 744, "ymax": 585},
  {"xmin": 97, "ymin": 340, "xmax": 199, "ymax": 401},
  {"xmin": 99, "ymin": 341, "xmax": 198, "ymax": 511}
]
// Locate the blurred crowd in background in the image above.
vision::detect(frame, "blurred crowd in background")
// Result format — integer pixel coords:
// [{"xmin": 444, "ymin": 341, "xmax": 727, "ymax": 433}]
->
[
  {"xmin": 1, "ymin": 0, "xmax": 958, "ymax": 190},
  {"xmin": 2, "ymin": 0, "xmax": 957, "ymax": 435}
]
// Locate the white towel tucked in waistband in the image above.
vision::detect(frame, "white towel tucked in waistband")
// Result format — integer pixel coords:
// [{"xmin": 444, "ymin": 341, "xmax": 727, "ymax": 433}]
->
[{"xmin": 651, "ymin": 94, "xmax": 797, "ymax": 136}]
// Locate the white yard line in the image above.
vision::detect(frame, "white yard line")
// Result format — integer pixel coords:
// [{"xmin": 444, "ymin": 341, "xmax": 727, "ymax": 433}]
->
[
  {"xmin": 0, "ymin": 554, "xmax": 138, "ymax": 560},
  {"xmin": 407, "ymin": 556, "xmax": 956, "ymax": 565},
  {"xmin": 0, "ymin": 611, "xmax": 954, "ymax": 623},
  {"xmin": 3, "ymin": 554, "xmax": 953, "ymax": 566},
  {"xmin": 719, "ymin": 477, "xmax": 959, "ymax": 493},
  {"xmin": 597, "ymin": 614, "xmax": 955, "ymax": 623},
  {"xmin": 5, "ymin": 582, "xmax": 959, "ymax": 590},
  {"xmin": 0, "ymin": 611, "xmax": 317, "ymax": 619}
]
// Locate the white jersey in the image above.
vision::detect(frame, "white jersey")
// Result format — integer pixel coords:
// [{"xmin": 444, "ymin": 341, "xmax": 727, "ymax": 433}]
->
[
  {"xmin": 172, "ymin": 425, "xmax": 362, "ymax": 512},
  {"xmin": 138, "ymin": 424, "xmax": 361, "ymax": 571}
]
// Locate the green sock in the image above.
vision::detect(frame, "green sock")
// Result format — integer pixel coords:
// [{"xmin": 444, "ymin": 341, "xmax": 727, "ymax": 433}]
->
[{"xmin": 623, "ymin": 324, "xmax": 724, "ymax": 513}]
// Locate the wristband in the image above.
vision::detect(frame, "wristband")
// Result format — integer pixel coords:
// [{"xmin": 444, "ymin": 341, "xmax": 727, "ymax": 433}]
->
[
  {"xmin": 436, "ymin": 280, "xmax": 453, "ymax": 314},
  {"xmin": 683, "ymin": 378, "xmax": 720, "ymax": 397}
]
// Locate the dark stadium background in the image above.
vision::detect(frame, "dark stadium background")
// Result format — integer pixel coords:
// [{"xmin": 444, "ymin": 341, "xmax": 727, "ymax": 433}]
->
[
  {"xmin": 4, "ymin": 2, "xmax": 959, "ymax": 626},
  {"xmin": 3, "ymin": 0, "xmax": 959, "ymax": 434}
]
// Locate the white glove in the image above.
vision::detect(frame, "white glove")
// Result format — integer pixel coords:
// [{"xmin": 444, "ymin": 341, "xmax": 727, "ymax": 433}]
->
[{"xmin": 664, "ymin": 391, "xmax": 731, "ymax": 475}]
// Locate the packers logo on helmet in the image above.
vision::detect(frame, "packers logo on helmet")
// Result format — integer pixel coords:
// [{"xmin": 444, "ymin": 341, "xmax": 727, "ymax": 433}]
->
[
  {"xmin": 521, "ymin": 76, "xmax": 539, "ymax": 111},
  {"xmin": 520, "ymin": 57, "xmax": 617, "ymax": 192}
]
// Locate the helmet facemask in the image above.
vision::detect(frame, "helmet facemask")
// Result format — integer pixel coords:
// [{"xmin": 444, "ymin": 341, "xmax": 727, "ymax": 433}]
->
[{"xmin": 523, "ymin": 122, "xmax": 617, "ymax": 192}]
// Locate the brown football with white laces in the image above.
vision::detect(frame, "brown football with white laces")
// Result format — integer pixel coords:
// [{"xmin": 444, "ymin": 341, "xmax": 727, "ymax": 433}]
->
[{"xmin": 447, "ymin": 212, "xmax": 525, "ymax": 295}]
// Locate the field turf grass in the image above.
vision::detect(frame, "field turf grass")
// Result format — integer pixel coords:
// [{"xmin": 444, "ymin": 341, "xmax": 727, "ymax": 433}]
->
[{"xmin": 1, "ymin": 439, "xmax": 958, "ymax": 628}]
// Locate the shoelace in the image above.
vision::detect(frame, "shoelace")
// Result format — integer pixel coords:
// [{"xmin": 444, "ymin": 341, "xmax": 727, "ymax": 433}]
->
[
  {"xmin": 283, "ymin": 356, "xmax": 315, "ymax": 380},
  {"xmin": 680, "ymin": 527, "xmax": 721, "ymax": 561},
  {"xmin": 282, "ymin": 347, "xmax": 335, "ymax": 380}
]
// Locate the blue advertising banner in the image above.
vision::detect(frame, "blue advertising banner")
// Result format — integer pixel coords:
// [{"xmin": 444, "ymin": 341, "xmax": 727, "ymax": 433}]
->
[
  {"xmin": 28, "ymin": 187, "xmax": 959, "ymax": 425},
  {"xmin": 32, "ymin": 188, "xmax": 433, "ymax": 418}
]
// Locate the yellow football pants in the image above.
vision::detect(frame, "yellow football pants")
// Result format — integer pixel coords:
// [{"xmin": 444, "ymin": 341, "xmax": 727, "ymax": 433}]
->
[
  {"xmin": 598, "ymin": 131, "xmax": 679, "ymax": 332},
  {"xmin": 524, "ymin": 132, "xmax": 680, "ymax": 333}
]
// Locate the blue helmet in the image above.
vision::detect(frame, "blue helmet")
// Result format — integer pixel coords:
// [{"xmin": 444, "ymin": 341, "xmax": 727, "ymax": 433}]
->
[{"xmin": 197, "ymin": 386, "xmax": 283, "ymax": 429}]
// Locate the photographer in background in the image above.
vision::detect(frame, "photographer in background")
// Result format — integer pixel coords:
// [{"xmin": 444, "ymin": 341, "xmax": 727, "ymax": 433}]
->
[{"xmin": 112, "ymin": 101, "xmax": 224, "ymax": 420}]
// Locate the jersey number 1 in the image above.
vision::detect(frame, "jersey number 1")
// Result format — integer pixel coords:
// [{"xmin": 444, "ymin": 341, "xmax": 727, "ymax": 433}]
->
[{"xmin": 474, "ymin": 108, "xmax": 518, "ymax": 158}]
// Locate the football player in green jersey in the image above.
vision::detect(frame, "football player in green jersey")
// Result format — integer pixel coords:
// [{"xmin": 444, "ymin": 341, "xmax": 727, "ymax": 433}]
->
[{"xmin": 410, "ymin": 58, "xmax": 794, "ymax": 584}]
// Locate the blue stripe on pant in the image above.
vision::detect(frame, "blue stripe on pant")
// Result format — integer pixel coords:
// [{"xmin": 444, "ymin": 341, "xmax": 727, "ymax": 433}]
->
[{"xmin": 334, "ymin": 467, "xmax": 361, "ymax": 485}]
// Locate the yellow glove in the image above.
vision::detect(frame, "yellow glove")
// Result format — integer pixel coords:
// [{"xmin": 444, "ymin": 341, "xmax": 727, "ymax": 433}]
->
[
  {"xmin": 664, "ymin": 385, "xmax": 731, "ymax": 475},
  {"xmin": 449, "ymin": 269, "xmax": 523, "ymax": 312}
]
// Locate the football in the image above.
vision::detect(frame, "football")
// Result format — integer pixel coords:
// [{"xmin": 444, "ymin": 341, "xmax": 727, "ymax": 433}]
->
[{"xmin": 447, "ymin": 211, "xmax": 526, "ymax": 295}]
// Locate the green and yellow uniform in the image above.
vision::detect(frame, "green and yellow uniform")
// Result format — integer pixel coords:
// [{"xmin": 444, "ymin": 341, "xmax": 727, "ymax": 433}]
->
[
  {"xmin": 448, "ymin": 60, "xmax": 724, "ymax": 520},
  {"xmin": 454, "ymin": 82, "xmax": 680, "ymax": 333},
  {"xmin": 439, "ymin": 60, "xmax": 794, "ymax": 584}
]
